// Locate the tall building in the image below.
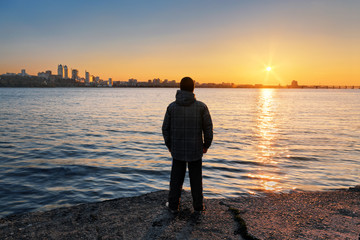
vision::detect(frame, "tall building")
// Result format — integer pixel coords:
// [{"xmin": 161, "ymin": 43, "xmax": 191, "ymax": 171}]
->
[
  {"xmin": 21, "ymin": 69, "xmax": 26, "ymax": 76},
  {"xmin": 85, "ymin": 71, "xmax": 90, "ymax": 83},
  {"xmin": 58, "ymin": 64, "xmax": 63, "ymax": 78},
  {"xmin": 153, "ymin": 78, "xmax": 161, "ymax": 86},
  {"xmin": 108, "ymin": 78, "xmax": 112, "ymax": 87},
  {"xmin": 64, "ymin": 65, "xmax": 68, "ymax": 79},
  {"xmin": 72, "ymin": 69, "xmax": 79, "ymax": 80}
]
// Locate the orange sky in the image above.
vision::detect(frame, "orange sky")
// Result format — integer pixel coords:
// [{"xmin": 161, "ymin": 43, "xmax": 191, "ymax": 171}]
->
[{"xmin": 1, "ymin": 1, "xmax": 359, "ymax": 86}]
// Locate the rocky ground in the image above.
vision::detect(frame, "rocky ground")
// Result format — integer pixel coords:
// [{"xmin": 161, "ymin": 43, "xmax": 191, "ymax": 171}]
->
[{"xmin": 1, "ymin": 187, "xmax": 359, "ymax": 240}]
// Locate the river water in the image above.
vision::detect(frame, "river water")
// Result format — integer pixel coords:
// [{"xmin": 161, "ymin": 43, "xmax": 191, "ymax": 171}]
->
[{"xmin": 0, "ymin": 88, "xmax": 359, "ymax": 217}]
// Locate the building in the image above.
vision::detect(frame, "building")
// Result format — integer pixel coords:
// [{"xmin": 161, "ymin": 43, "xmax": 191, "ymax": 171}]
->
[
  {"xmin": 2, "ymin": 73, "xmax": 14, "ymax": 76},
  {"xmin": 20, "ymin": 69, "xmax": 27, "ymax": 76},
  {"xmin": 38, "ymin": 70, "xmax": 51, "ymax": 79},
  {"xmin": 108, "ymin": 78, "xmax": 112, "ymax": 87},
  {"xmin": 72, "ymin": 69, "xmax": 79, "ymax": 80},
  {"xmin": 49, "ymin": 74, "xmax": 62, "ymax": 81},
  {"xmin": 85, "ymin": 71, "xmax": 90, "ymax": 83},
  {"xmin": 64, "ymin": 65, "xmax": 68, "ymax": 79},
  {"xmin": 128, "ymin": 78, "xmax": 137, "ymax": 86},
  {"xmin": 58, "ymin": 64, "xmax": 63, "ymax": 78},
  {"xmin": 17, "ymin": 69, "xmax": 30, "ymax": 77},
  {"xmin": 153, "ymin": 78, "xmax": 161, "ymax": 85},
  {"xmin": 290, "ymin": 80, "xmax": 299, "ymax": 88}
]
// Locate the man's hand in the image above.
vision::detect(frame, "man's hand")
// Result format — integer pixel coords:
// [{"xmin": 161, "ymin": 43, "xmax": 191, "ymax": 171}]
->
[{"xmin": 203, "ymin": 148, "xmax": 208, "ymax": 154}]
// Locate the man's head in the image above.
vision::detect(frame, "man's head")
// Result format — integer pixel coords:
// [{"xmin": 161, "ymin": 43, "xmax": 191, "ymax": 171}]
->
[{"xmin": 180, "ymin": 77, "xmax": 195, "ymax": 92}]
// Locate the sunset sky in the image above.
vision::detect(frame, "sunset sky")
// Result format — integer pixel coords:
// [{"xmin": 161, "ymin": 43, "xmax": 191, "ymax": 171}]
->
[{"xmin": 1, "ymin": 0, "xmax": 359, "ymax": 86}]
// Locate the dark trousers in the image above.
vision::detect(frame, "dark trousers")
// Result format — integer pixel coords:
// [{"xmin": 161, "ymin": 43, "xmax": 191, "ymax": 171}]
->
[{"xmin": 168, "ymin": 159, "xmax": 203, "ymax": 211}]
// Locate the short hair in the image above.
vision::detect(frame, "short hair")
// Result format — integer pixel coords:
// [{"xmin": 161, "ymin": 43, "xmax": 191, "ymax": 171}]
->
[{"xmin": 180, "ymin": 77, "xmax": 194, "ymax": 92}]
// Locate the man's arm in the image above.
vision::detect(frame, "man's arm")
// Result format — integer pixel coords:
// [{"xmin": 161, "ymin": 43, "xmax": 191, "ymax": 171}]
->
[
  {"xmin": 162, "ymin": 106, "xmax": 171, "ymax": 151},
  {"xmin": 202, "ymin": 105, "xmax": 213, "ymax": 151}
]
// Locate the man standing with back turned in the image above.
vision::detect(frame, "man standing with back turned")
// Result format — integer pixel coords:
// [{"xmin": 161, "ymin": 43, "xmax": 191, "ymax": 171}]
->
[{"xmin": 162, "ymin": 77, "xmax": 213, "ymax": 213}]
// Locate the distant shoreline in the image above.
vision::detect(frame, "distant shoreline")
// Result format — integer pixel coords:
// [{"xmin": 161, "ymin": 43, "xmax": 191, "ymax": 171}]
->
[
  {"xmin": 0, "ymin": 75, "xmax": 359, "ymax": 89},
  {"xmin": 1, "ymin": 85, "xmax": 359, "ymax": 90}
]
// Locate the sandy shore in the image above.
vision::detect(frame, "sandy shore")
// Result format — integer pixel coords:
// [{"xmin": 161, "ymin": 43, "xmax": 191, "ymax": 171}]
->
[{"xmin": 1, "ymin": 187, "xmax": 359, "ymax": 240}]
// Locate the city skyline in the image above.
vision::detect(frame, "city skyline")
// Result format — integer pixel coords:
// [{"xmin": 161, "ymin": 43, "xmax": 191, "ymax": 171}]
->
[
  {"xmin": 4, "ymin": 65, "xmax": 359, "ymax": 89},
  {"xmin": 0, "ymin": 1, "xmax": 359, "ymax": 86}
]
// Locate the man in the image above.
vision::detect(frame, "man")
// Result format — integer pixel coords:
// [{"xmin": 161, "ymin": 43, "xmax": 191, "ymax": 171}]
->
[{"xmin": 162, "ymin": 77, "xmax": 213, "ymax": 213}]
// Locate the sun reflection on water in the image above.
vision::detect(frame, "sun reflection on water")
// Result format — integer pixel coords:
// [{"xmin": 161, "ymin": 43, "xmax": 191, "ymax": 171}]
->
[
  {"xmin": 257, "ymin": 89, "xmax": 278, "ymax": 163},
  {"xmin": 249, "ymin": 89, "xmax": 286, "ymax": 192}
]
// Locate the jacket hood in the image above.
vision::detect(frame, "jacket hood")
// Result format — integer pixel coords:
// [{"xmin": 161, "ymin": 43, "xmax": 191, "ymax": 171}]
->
[{"xmin": 175, "ymin": 90, "xmax": 196, "ymax": 106}]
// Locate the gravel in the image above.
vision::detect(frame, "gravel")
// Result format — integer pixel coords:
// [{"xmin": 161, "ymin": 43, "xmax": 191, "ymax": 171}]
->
[{"xmin": 1, "ymin": 187, "xmax": 359, "ymax": 240}]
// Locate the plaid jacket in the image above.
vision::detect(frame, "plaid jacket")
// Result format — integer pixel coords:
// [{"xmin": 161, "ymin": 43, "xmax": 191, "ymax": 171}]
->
[{"xmin": 162, "ymin": 90, "xmax": 213, "ymax": 161}]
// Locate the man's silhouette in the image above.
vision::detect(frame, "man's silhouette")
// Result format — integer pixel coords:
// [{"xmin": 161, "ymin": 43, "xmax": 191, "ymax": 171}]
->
[{"xmin": 162, "ymin": 77, "xmax": 213, "ymax": 213}]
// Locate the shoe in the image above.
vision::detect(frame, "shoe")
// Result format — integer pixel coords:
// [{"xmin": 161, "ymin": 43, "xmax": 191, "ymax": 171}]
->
[
  {"xmin": 166, "ymin": 202, "xmax": 178, "ymax": 214},
  {"xmin": 194, "ymin": 205, "xmax": 206, "ymax": 212}
]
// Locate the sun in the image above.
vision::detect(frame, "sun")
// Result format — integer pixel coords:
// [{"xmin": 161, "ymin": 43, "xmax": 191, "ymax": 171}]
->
[{"xmin": 266, "ymin": 66, "xmax": 272, "ymax": 71}]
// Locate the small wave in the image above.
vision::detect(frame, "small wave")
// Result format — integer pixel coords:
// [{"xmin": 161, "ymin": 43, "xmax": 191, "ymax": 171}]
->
[
  {"xmin": 85, "ymin": 133, "xmax": 104, "ymax": 138},
  {"xmin": 111, "ymin": 130, "xmax": 157, "ymax": 135},
  {"xmin": 282, "ymin": 164, "xmax": 309, "ymax": 169},
  {"xmin": 231, "ymin": 160, "xmax": 269, "ymax": 167},
  {"xmin": 22, "ymin": 146, "xmax": 90, "ymax": 159},
  {"xmin": 287, "ymin": 156, "xmax": 319, "ymax": 161},
  {"xmin": 79, "ymin": 143, "xmax": 100, "ymax": 150},
  {"xmin": 227, "ymin": 146, "xmax": 243, "ymax": 151},
  {"xmin": 115, "ymin": 167, "xmax": 169, "ymax": 177},
  {"xmin": 203, "ymin": 165, "xmax": 246, "ymax": 173},
  {"xmin": 219, "ymin": 174, "xmax": 249, "ymax": 180},
  {"xmin": 4, "ymin": 165, "xmax": 99, "ymax": 178},
  {"xmin": 0, "ymin": 183, "xmax": 40, "ymax": 196},
  {"xmin": 0, "ymin": 144, "xmax": 16, "ymax": 149},
  {"xmin": 105, "ymin": 129, "xmax": 121, "ymax": 133},
  {"xmin": 207, "ymin": 158, "xmax": 271, "ymax": 168}
]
